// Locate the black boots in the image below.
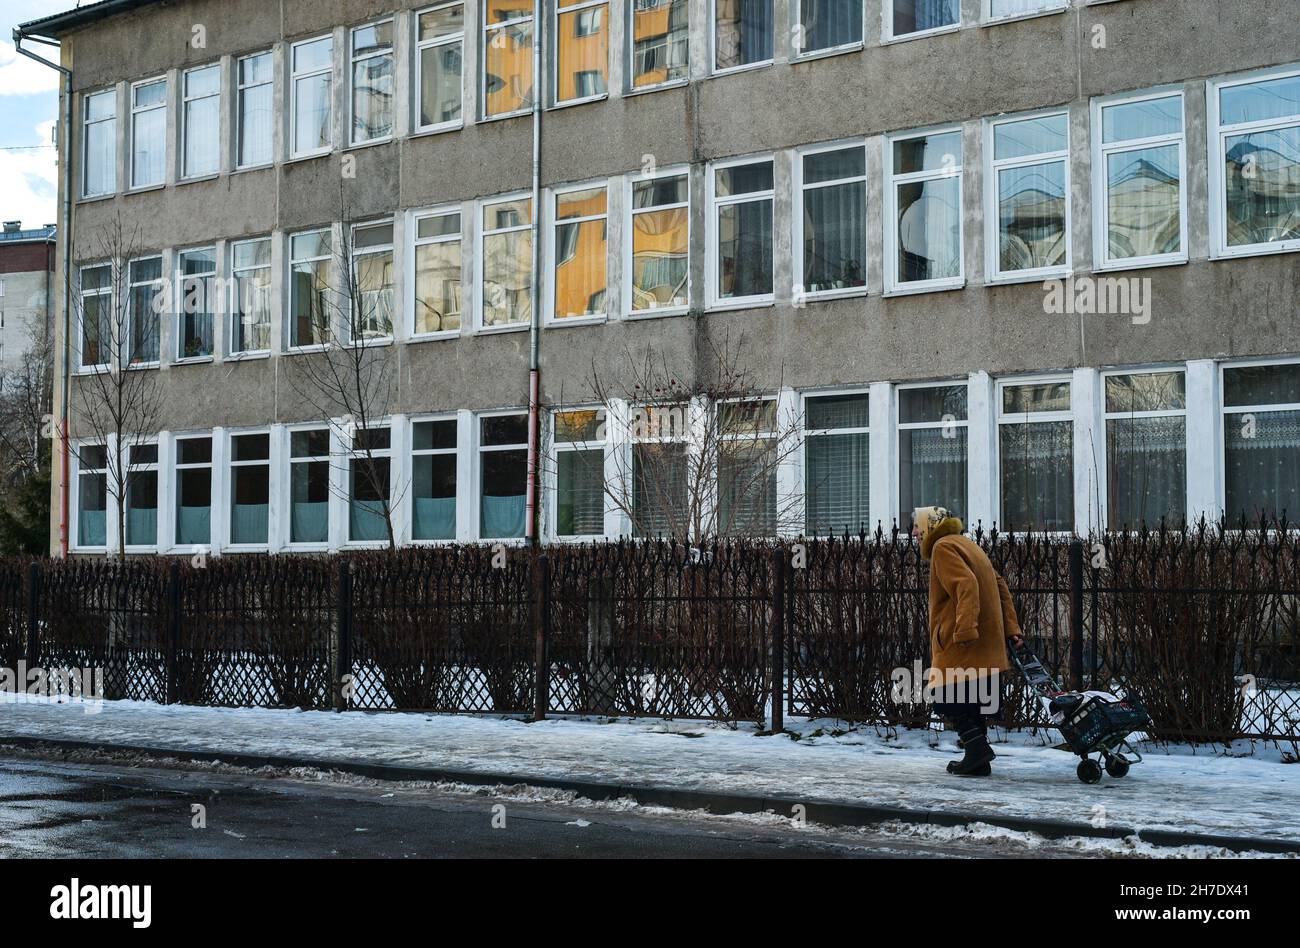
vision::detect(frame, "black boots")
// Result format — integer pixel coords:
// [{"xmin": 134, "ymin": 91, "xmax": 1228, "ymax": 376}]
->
[{"xmin": 947, "ymin": 721, "xmax": 995, "ymax": 777}]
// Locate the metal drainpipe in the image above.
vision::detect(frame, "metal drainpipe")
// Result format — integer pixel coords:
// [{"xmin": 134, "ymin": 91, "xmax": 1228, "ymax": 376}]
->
[
  {"xmin": 524, "ymin": 0, "xmax": 543, "ymax": 546},
  {"xmin": 14, "ymin": 29, "xmax": 73, "ymax": 558}
]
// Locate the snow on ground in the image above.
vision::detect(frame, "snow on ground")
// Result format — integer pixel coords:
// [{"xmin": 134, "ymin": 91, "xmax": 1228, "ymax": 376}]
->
[{"xmin": 1, "ymin": 694, "xmax": 1297, "ymax": 844}]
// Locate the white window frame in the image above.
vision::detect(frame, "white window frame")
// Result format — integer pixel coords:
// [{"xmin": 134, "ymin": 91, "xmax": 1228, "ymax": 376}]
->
[
  {"xmin": 710, "ymin": 0, "xmax": 775, "ymax": 76},
  {"xmin": 236, "ymin": 50, "xmax": 274, "ymax": 170},
  {"xmin": 801, "ymin": 387, "xmax": 872, "ymax": 535},
  {"xmin": 793, "ymin": 0, "xmax": 865, "ymax": 60},
  {"xmin": 476, "ymin": 191, "xmax": 533, "ymax": 332},
  {"xmin": 345, "ymin": 422, "xmax": 395, "ymax": 547},
  {"xmin": 705, "ymin": 153, "xmax": 776, "ymax": 310},
  {"xmin": 546, "ymin": 180, "xmax": 609, "ymax": 326},
  {"xmin": 287, "ymin": 227, "xmax": 333, "ymax": 351},
  {"xmin": 883, "ymin": 126, "xmax": 965, "ymax": 296},
  {"xmin": 481, "ymin": 0, "xmax": 534, "ymax": 121},
  {"xmin": 129, "ymin": 76, "xmax": 167, "ymax": 190},
  {"xmin": 127, "ymin": 255, "xmax": 162, "ymax": 367},
  {"xmin": 1099, "ymin": 367, "xmax": 1188, "ymax": 532},
  {"xmin": 895, "ymin": 379, "xmax": 970, "ymax": 528},
  {"xmin": 410, "ymin": 205, "xmax": 464, "ymax": 339},
  {"xmin": 413, "ymin": 2, "xmax": 466, "ymax": 133},
  {"xmin": 181, "ymin": 62, "xmax": 221, "ymax": 180},
  {"xmin": 1207, "ymin": 63, "xmax": 1300, "ymax": 260},
  {"xmin": 716, "ymin": 396, "xmax": 780, "ymax": 536},
  {"xmin": 549, "ymin": 407, "xmax": 607, "ymax": 540},
  {"xmin": 554, "ymin": 0, "xmax": 610, "ymax": 106},
  {"xmin": 410, "ymin": 414, "xmax": 459, "ymax": 544},
  {"xmin": 123, "ymin": 439, "xmax": 160, "ymax": 552},
  {"xmin": 72, "ymin": 441, "xmax": 109, "ymax": 552},
  {"xmin": 78, "ymin": 263, "xmax": 112, "ymax": 372},
  {"xmin": 226, "ymin": 428, "xmax": 273, "ymax": 550},
  {"xmin": 1218, "ymin": 355, "xmax": 1300, "ymax": 524},
  {"xmin": 290, "ymin": 34, "xmax": 335, "ymax": 160},
  {"xmin": 349, "ymin": 218, "xmax": 396, "ymax": 343},
  {"xmin": 175, "ymin": 245, "xmax": 217, "ymax": 363},
  {"xmin": 994, "ymin": 375, "xmax": 1074, "ymax": 535},
  {"xmin": 475, "ymin": 409, "xmax": 531, "ymax": 542},
  {"xmin": 173, "ymin": 433, "xmax": 215, "ymax": 553},
  {"xmin": 81, "ymin": 89, "xmax": 117, "ymax": 198},
  {"xmin": 984, "ymin": 108, "xmax": 1071, "ymax": 285},
  {"xmin": 229, "ymin": 236, "xmax": 273, "ymax": 356},
  {"xmin": 882, "ymin": 0, "xmax": 960, "ymax": 44},
  {"xmin": 793, "ymin": 138, "xmax": 869, "ymax": 302},
  {"xmin": 623, "ymin": 164, "xmax": 691, "ymax": 318},
  {"xmin": 980, "ymin": 0, "xmax": 1067, "ymax": 27},
  {"xmin": 349, "ymin": 19, "xmax": 395, "ymax": 146},
  {"xmin": 628, "ymin": 401, "xmax": 692, "ymax": 539},
  {"xmin": 285, "ymin": 423, "xmax": 332, "ymax": 550},
  {"xmin": 1091, "ymin": 87, "xmax": 1188, "ymax": 272},
  {"xmin": 627, "ymin": 0, "xmax": 689, "ymax": 93}
]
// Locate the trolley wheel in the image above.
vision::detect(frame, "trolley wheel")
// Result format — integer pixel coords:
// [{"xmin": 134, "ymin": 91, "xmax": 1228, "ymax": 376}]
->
[
  {"xmin": 1105, "ymin": 755, "xmax": 1130, "ymax": 778},
  {"xmin": 1077, "ymin": 758, "xmax": 1103, "ymax": 784}
]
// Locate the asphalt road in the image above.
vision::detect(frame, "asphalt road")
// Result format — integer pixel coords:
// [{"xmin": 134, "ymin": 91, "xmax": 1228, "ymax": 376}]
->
[{"xmin": 0, "ymin": 748, "xmax": 1053, "ymax": 858}]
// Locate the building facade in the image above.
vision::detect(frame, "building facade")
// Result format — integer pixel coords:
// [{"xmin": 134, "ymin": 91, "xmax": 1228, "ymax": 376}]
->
[
  {"xmin": 18, "ymin": 0, "xmax": 1300, "ymax": 556},
  {"xmin": 0, "ymin": 223, "xmax": 56, "ymax": 379}
]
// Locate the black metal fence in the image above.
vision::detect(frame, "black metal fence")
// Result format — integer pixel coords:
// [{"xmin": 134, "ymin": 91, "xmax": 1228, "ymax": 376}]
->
[{"xmin": 1, "ymin": 525, "xmax": 1297, "ymax": 746}]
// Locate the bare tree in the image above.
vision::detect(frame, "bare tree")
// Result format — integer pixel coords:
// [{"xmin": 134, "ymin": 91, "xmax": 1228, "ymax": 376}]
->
[
  {"xmin": 285, "ymin": 183, "xmax": 402, "ymax": 548},
  {"xmin": 0, "ymin": 311, "xmax": 55, "ymax": 553},
  {"xmin": 70, "ymin": 211, "xmax": 164, "ymax": 558}
]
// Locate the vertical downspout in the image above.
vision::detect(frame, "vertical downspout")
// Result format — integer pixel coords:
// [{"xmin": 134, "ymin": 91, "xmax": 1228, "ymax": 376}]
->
[
  {"xmin": 14, "ymin": 30, "xmax": 73, "ymax": 557},
  {"xmin": 524, "ymin": 0, "xmax": 543, "ymax": 545}
]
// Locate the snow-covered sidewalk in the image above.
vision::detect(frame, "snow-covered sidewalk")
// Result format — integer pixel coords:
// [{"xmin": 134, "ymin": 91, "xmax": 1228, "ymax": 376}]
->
[{"xmin": 2, "ymin": 696, "xmax": 1297, "ymax": 844}]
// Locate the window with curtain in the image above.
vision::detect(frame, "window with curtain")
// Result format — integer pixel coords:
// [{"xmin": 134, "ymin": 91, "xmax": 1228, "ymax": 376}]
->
[
  {"xmin": 631, "ymin": 0, "xmax": 688, "ymax": 89},
  {"xmin": 413, "ymin": 419, "xmax": 457, "ymax": 540},
  {"xmin": 632, "ymin": 437, "xmax": 687, "ymax": 538},
  {"xmin": 414, "ymin": 211, "xmax": 462, "ymax": 334},
  {"xmin": 127, "ymin": 257, "xmax": 161, "ymax": 364},
  {"xmin": 889, "ymin": 129, "xmax": 962, "ymax": 291},
  {"xmin": 1105, "ymin": 371, "xmax": 1186, "ymax": 530},
  {"xmin": 177, "ymin": 247, "xmax": 215, "ymax": 360},
  {"xmin": 231, "ymin": 238, "xmax": 272, "ymax": 354},
  {"xmin": 800, "ymin": 144, "xmax": 866, "ymax": 296},
  {"xmin": 713, "ymin": 159, "xmax": 773, "ymax": 303},
  {"xmin": 237, "ymin": 52, "xmax": 273, "ymax": 168},
  {"xmin": 1223, "ymin": 363, "xmax": 1300, "ymax": 523},
  {"xmin": 350, "ymin": 427, "xmax": 392, "ymax": 542},
  {"xmin": 130, "ymin": 78, "xmax": 166, "ymax": 189},
  {"xmin": 630, "ymin": 171, "xmax": 689, "ymax": 313},
  {"xmin": 77, "ymin": 444, "xmax": 108, "ymax": 548},
  {"xmin": 290, "ymin": 229, "xmax": 332, "ymax": 347},
  {"xmin": 417, "ymin": 3, "xmax": 464, "ymax": 129},
  {"xmin": 351, "ymin": 21, "xmax": 394, "ymax": 144},
  {"xmin": 554, "ymin": 410, "xmax": 605, "ymax": 537},
  {"xmin": 999, "ymin": 380, "xmax": 1073, "ymax": 532},
  {"xmin": 481, "ymin": 196, "xmax": 533, "ymax": 327},
  {"xmin": 805, "ymin": 392, "xmax": 869, "ymax": 535},
  {"xmin": 797, "ymin": 0, "xmax": 861, "ymax": 55},
  {"xmin": 126, "ymin": 443, "xmax": 158, "ymax": 548},
  {"xmin": 718, "ymin": 399, "xmax": 777, "ymax": 536},
  {"xmin": 899, "ymin": 384, "xmax": 967, "ymax": 531},
  {"xmin": 1214, "ymin": 68, "xmax": 1300, "ymax": 254},
  {"xmin": 480, "ymin": 414, "xmax": 528, "ymax": 538},
  {"xmin": 553, "ymin": 186, "xmax": 607, "ymax": 319},
  {"xmin": 230, "ymin": 433, "xmax": 270, "ymax": 545},
  {"xmin": 82, "ymin": 90, "xmax": 116, "ymax": 197},
  {"xmin": 182, "ymin": 64, "xmax": 220, "ymax": 179},
  {"xmin": 1098, "ymin": 91, "xmax": 1185, "ymax": 266},
  {"xmin": 890, "ymin": 0, "xmax": 957, "ymax": 38},
  {"xmin": 714, "ymin": 0, "xmax": 773, "ymax": 72},
  {"xmin": 351, "ymin": 221, "xmax": 394, "ymax": 340},
  {"xmin": 175, "ymin": 436, "xmax": 213, "ymax": 547},
  {"xmin": 557, "ymin": 0, "xmax": 608, "ymax": 103},
  {"xmin": 482, "ymin": 0, "xmax": 534, "ymax": 118},
  {"xmin": 79, "ymin": 264, "xmax": 112, "ymax": 369},
  {"xmin": 291, "ymin": 36, "xmax": 333, "ymax": 156},
  {"xmin": 290, "ymin": 428, "xmax": 330, "ymax": 544},
  {"xmin": 990, "ymin": 112, "xmax": 1069, "ymax": 278}
]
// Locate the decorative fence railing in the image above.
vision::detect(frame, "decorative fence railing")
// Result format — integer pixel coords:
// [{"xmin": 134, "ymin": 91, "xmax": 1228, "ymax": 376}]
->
[{"xmin": 1, "ymin": 524, "xmax": 1297, "ymax": 746}]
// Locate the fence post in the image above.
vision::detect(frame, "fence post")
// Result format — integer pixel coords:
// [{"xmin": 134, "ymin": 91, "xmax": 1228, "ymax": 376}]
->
[
  {"xmin": 335, "ymin": 558, "xmax": 352, "ymax": 712},
  {"xmin": 532, "ymin": 553, "xmax": 550, "ymax": 722},
  {"xmin": 770, "ymin": 546, "xmax": 785, "ymax": 733},
  {"xmin": 165, "ymin": 560, "xmax": 181, "ymax": 705},
  {"xmin": 1067, "ymin": 538, "xmax": 1084, "ymax": 693},
  {"xmin": 24, "ymin": 560, "xmax": 40, "ymax": 669}
]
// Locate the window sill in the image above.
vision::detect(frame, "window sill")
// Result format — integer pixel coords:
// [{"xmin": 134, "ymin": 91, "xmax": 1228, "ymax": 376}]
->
[
  {"xmin": 475, "ymin": 322, "xmax": 530, "ymax": 335},
  {"xmin": 409, "ymin": 121, "xmax": 465, "ymax": 139},
  {"xmin": 984, "ymin": 268, "xmax": 1071, "ymax": 288},
  {"xmin": 125, "ymin": 183, "xmax": 166, "ymax": 196},
  {"xmin": 710, "ymin": 60, "xmax": 774, "ymax": 80},
  {"xmin": 790, "ymin": 42, "xmax": 864, "ymax": 65},
  {"xmin": 706, "ymin": 297, "xmax": 775, "ymax": 313},
  {"xmin": 286, "ymin": 149, "xmax": 334, "ymax": 165},
  {"xmin": 223, "ymin": 544, "xmax": 269, "ymax": 553},
  {"xmin": 70, "ymin": 546, "xmax": 108, "ymax": 555},
  {"xmin": 482, "ymin": 108, "xmax": 532, "ymax": 123},
  {"xmin": 624, "ymin": 78, "xmax": 689, "ymax": 98},
  {"xmin": 550, "ymin": 93, "xmax": 608, "ymax": 111},
  {"xmin": 286, "ymin": 344, "xmax": 329, "ymax": 355},
  {"xmin": 1209, "ymin": 240, "xmax": 1300, "ymax": 262},
  {"xmin": 624, "ymin": 305, "xmax": 689, "ymax": 320},
  {"xmin": 980, "ymin": 5, "xmax": 1068, "ymax": 28},
  {"xmin": 545, "ymin": 314, "xmax": 606, "ymax": 328},
  {"xmin": 226, "ymin": 350, "xmax": 272, "ymax": 362},
  {"xmin": 285, "ymin": 543, "xmax": 329, "ymax": 552},
  {"xmin": 797, "ymin": 287, "xmax": 869, "ymax": 304},
  {"xmin": 883, "ymin": 279, "xmax": 965, "ymax": 298},
  {"xmin": 77, "ymin": 192, "xmax": 117, "ymax": 205},
  {"xmin": 232, "ymin": 162, "xmax": 275, "ymax": 176},
  {"xmin": 346, "ymin": 136, "xmax": 393, "ymax": 152},
  {"xmin": 408, "ymin": 330, "xmax": 462, "ymax": 343},
  {"xmin": 126, "ymin": 361, "xmax": 161, "ymax": 371},
  {"xmin": 881, "ymin": 24, "xmax": 961, "ymax": 46},
  {"xmin": 178, "ymin": 172, "xmax": 221, "ymax": 186},
  {"xmin": 173, "ymin": 356, "xmax": 215, "ymax": 366},
  {"xmin": 1093, "ymin": 255, "xmax": 1188, "ymax": 274}
]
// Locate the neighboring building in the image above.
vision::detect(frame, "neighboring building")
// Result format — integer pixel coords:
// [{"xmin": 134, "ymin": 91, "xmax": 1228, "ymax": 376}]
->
[
  {"xmin": 0, "ymin": 223, "xmax": 56, "ymax": 378},
  {"xmin": 16, "ymin": 0, "xmax": 1300, "ymax": 557}
]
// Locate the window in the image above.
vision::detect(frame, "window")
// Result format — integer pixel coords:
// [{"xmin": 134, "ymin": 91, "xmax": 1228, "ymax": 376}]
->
[
  {"xmin": 886, "ymin": 129, "xmax": 963, "ymax": 293},
  {"xmin": 709, "ymin": 158, "xmax": 774, "ymax": 305},
  {"xmin": 552, "ymin": 185, "xmax": 607, "ymax": 320},
  {"xmin": 351, "ymin": 21, "xmax": 394, "ymax": 144},
  {"xmin": 998, "ymin": 380, "xmax": 1073, "ymax": 533},
  {"xmin": 1222, "ymin": 363, "xmax": 1300, "ymax": 523},
  {"xmin": 630, "ymin": 0, "xmax": 688, "ymax": 90},
  {"xmin": 1104, "ymin": 371, "xmax": 1185, "ymax": 530},
  {"xmin": 175, "ymin": 435, "xmax": 213, "ymax": 547},
  {"xmin": 289, "ymin": 428, "xmax": 330, "ymax": 544},
  {"xmin": 480, "ymin": 195, "xmax": 532, "ymax": 328},
  {"xmin": 556, "ymin": 0, "xmax": 608, "ymax": 103},
  {"xmin": 349, "ymin": 426, "xmax": 392, "ymax": 542},
  {"xmin": 1210, "ymin": 66, "xmax": 1300, "ymax": 257},
  {"xmin": 985, "ymin": 0, "xmax": 1062, "ymax": 21},
  {"xmin": 231, "ymin": 238, "xmax": 272, "ymax": 354},
  {"xmin": 79, "ymin": 264, "xmax": 112, "ymax": 369},
  {"xmin": 629, "ymin": 169, "xmax": 689, "ymax": 314},
  {"xmin": 987, "ymin": 111, "xmax": 1070, "ymax": 280},
  {"xmin": 804, "ymin": 392, "xmax": 869, "ymax": 534},
  {"xmin": 76, "ymin": 444, "xmax": 108, "ymax": 548},
  {"xmin": 126, "ymin": 443, "xmax": 158, "ymax": 548},
  {"xmin": 718, "ymin": 399, "xmax": 777, "ymax": 536},
  {"xmin": 291, "ymin": 36, "xmax": 333, "ymax": 157},
  {"xmin": 631, "ymin": 404, "xmax": 687, "ymax": 537},
  {"xmin": 127, "ymin": 257, "xmax": 161, "ymax": 365},
  {"xmin": 898, "ymin": 383, "xmax": 967, "ymax": 531},
  {"xmin": 1094, "ymin": 90, "xmax": 1186, "ymax": 268},
  {"xmin": 176, "ymin": 247, "xmax": 216, "ymax": 360},
  {"xmin": 479, "ymin": 414, "xmax": 528, "ymax": 538},
  {"xmin": 413, "ymin": 419, "xmax": 457, "ymax": 540},
  {"xmin": 482, "ymin": 0, "xmax": 534, "ymax": 118},
  {"xmin": 350, "ymin": 221, "xmax": 394, "ymax": 341},
  {"xmin": 230, "ymin": 432, "xmax": 271, "ymax": 545},
  {"xmin": 416, "ymin": 3, "xmax": 465, "ymax": 130},
  {"xmin": 237, "ymin": 52, "xmax": 274, "ymax": 168},
  {"xmin": 713, "ymin": 0, "xmax": 773, "ymax": 72},
  {"xmin": 289, "ymin": 229, "xmax": 332, "ymax": 348},
  {"xmin": 181, "ymin": 64, "xmax": 220, "ymax": 179},
  {"xmin": 130, "ymin": 78, "xmax": 166, "ymax": 189},
  {"xmin": 888, "ymin": 0, "xmax": 958, "ymax": 39},
  {"xmin": 82, "ymin": 90, "xmax": 116, "ymax": 197},
  {"xmin": 413, "ymin": 210, "xmax": 462, "ymax": 335},
  {"xmin": 796, "ymin": 142, "xmax": 867, "ymax": 298},
  {"xmin": 795, "ymin": 0, "xmax": 862, "ymax": 56},
  {"xmin": 554, "ymin": 409, "xmax": 604, "ymax": 537}
]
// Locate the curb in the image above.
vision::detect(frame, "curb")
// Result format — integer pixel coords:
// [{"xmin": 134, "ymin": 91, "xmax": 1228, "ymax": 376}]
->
[{"xmin": 4, "ymin": 734, "xmax": 1297, "ymax": 856}]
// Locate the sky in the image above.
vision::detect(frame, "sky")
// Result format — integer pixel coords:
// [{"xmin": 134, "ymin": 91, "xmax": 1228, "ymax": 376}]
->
[{"xmin": 0, "ymin": 0, "xmax": 86, "ymax": 230}]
